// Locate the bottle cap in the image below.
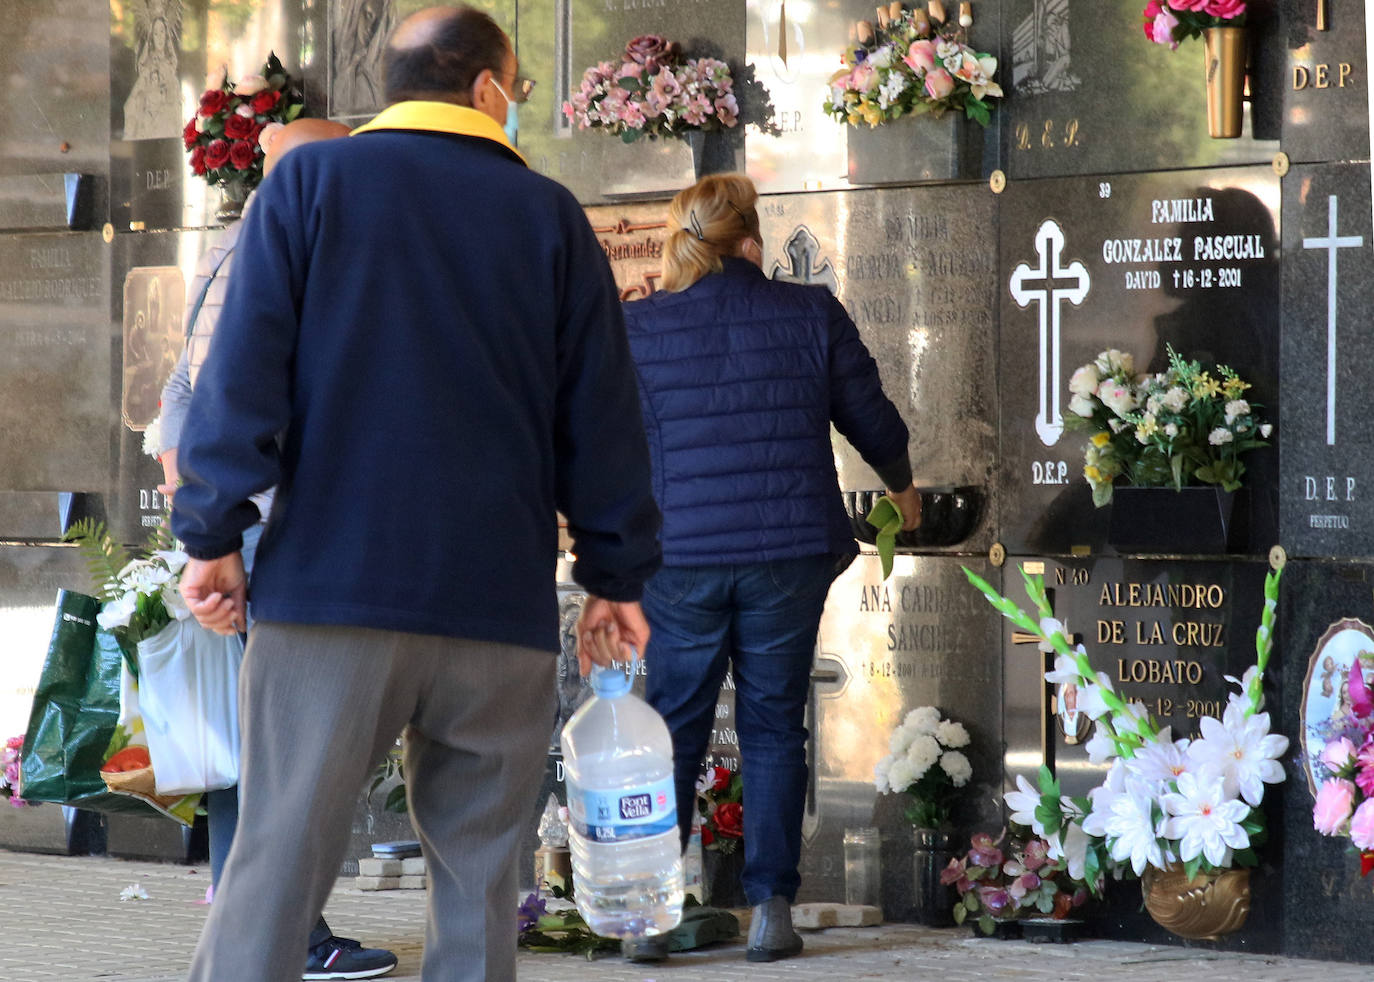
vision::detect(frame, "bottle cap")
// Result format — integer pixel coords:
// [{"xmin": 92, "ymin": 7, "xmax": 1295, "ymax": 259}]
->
[{"xmin": 591, "ymin": 663, "xmax": 633, "ymax": 697}]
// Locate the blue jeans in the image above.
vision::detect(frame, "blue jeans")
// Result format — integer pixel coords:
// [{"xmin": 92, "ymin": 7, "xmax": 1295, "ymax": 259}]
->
[{"xmin": 642, "ymin": 555, "xmax": 835, "ymax": 906}]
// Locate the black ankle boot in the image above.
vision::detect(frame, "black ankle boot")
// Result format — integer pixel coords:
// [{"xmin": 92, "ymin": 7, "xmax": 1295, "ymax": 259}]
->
[{"xmin": 745, "ymin": 896, "xmax": 803, "ymax": 962}]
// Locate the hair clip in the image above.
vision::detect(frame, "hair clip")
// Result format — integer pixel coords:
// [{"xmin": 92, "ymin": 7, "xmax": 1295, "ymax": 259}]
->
[{"xmin": 684, "ymin": 210, "xmax": 707, "ymax": 241}]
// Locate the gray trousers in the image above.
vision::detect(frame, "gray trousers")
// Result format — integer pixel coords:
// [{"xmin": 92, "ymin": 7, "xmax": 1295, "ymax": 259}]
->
[{"xmin": 188, "ymin": 621, "xmax": 556, "ymax": 982}]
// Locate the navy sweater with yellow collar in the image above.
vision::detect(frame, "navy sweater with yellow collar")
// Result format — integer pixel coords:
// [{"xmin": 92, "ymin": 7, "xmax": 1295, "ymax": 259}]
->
[{"xmin": 172, "ymin": 103, "xmax": 662, "ymax": 652}]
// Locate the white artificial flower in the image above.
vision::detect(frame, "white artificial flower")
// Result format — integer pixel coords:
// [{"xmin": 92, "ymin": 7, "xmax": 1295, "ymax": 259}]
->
[
  {"xmin": 154, "ymin": 550, "xmax": 189, "ymax": 576},
  {"xmin": 234, "ymin": 74, "xmax": 269, "ymax": 96},
  {"xmin": 1127, "ymin": 727, "xmax": 1190, "ymax": 789},
  {"xmin": 119, "ymin": 883, "xmax": 149, "ymax": 902},
  {"xmin": 1208, "ymin": 427, "xmax": 1234, "ymax": 446},
  {"xmin": 873, "ymin": 754, "xmax": 895, "ymax": 793},
  {"xmin": 162, "ymin": 584, "xmax": 191, "ymax": 622},
  {"xmin": 876, "ymin": 72, "xmax": 908, "ymax": 109},
  {"xmin": 97, "ymin": 592, "xmax": 137, "ymax": 630},
  {"xmin": 1044, "ymin": 653, "xmax": 1079, "ymax": 686},
  {"xmin": 1098, "ymin": 383, "xmax": 1137, "ymax": 417},
  {"xmin": 935, "ymin": 39, "xmax": 961, "ymax": 61},
  {"xmin": 868, "ymin": 45, "xmax": 895, "ymax": 69},
  {"xmin": 935, "ymin": 720, "xmax": 969, "ymax": 749},
  {"xmin": 142, "ymin": 416, "xmax": 163, "ymax": 460},
  {"xmin": 1259, "ymin": 423, "xmax": 1273, "ymax": 438},
  {"xmin": 889, "ymin": 722, "xmax": 916, "ymax": 757},
  {"xmin": 887, "ymin": 756, "xmax": 918, "ymax": 794},
  {"xmin": 1146, "ymin": 395, "xmax": 1163, "ymax": 415},
  {"xmin": 1224, "ymin": 399, "xmax": 1251, "ymax": 423},
  {"xmin": 1004, "ymin": 774, "xmax": 1045, "ymax": 835},
  {"xmin": 939, "ymin": 750, "xmax": 972, "ymax": 787},
  {"xmin": 1038, "ymin": 617, "xmax": 1065, "ymax": 652},
  {"xmin": 1164, "ymin": 423, "xmax": 1179, "ymax": 438},
  {"xmin": 1160, "ymin": 770, "xmax": 1250, "ymax": 867},
  {"xmin": 1054, "ymin": 820, "xmax": 1093, "ymax": 881},
  {"xmin": 1094, "ymin": 349, "xmax": 1134, "ymax": 376},
  {"xmin": 1081, "ymin": 759, "xmax": 1127, "ymax": 838},
  {"xmin": 1069, "ymin": 394, "xmax": 1095, "ymax": 418},
  {"xmin": 1161, "ymin": 386, "xmax": 1188, "ymax": 412},
  {"xmin": 1186, "ymin": 710, "xmax": 1288, "ymax": 807},
  {"xmin": 1076, "ymin": 673, "xmax": 1117, "ymax": 720},
  {"xmin": 907, "ymin": 733, "xmax": 941, "ymax": 776},
  {"xmin": 904, "ymin": 706, "xmax": 941, "ymax": 734},
  {"xmin": 234, "ymin": 103, "xmax": 255, "ymax": 118},
  {"xmin": 1224, "ymin": 665, "xmax": 1262, "ymax": 713},
  {"xmin": 1068, "ymin": 364, "xmax": 1100, "ymax": 397},
  {"xmin": 1084, "ymin": 722, "xmax": 1118, "ymax": 764},
  {"xmin": 205, "ymin": 65, "xmax": 228, "ymax": 91},
  {"xmin": 1104, "ymin": 778, "xmax": 1167, "ymax": 876}
]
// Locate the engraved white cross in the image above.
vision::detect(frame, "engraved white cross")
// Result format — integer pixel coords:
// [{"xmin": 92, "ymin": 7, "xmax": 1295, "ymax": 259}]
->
[
  {"xmin": 1010, "ymin": 219, "xmax": 1091, "ymax": 447},
  {"xmin": 1303, "ymin": 195, "xmax": 1363, "ymax": 445}
]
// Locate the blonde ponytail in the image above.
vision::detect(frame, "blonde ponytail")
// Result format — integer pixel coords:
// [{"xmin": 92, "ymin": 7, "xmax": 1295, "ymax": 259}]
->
[{"xmin": 661, "ymin": 173, "xmax": 761, "ymax": 292}]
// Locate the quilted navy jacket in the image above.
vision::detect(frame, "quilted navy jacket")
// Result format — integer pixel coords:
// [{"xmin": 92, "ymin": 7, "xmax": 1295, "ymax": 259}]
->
[{"xmin": 623, "ymin": 257, "xmax": 911, "ymax": 567}]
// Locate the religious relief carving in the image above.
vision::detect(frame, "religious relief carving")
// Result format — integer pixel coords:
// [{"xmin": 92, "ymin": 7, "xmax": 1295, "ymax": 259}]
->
[
  {"xmin": 122, "ymin": 0, "xmax": 183, "ymax": 141},
  {"xmin": 331, "ymin": 0, "xmax": 396, "ymax": 116},
  {"xmin": 121, "ymin": 267, "xmax": 185, "ymax": 432},
  {"xmin": 768, "ymin": 225, "xmax": 838, "ymax": 293},
  {"xmin": 1009, "ymin": 219, "xmax": 1090, "ymax": 447},
  {"xmin": 1301, "ymin": 195, "xmax": 1363, "ymax": 446},
  {"xmin": 1012, "ymin": 0, "xmax": 1081, "ymax": 94}
]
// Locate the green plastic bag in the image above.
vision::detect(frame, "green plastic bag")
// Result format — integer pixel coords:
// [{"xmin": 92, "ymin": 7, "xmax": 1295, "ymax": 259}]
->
[{"xmin": 19, "ymin": 591, "xmax": 175, "ymax": 818}]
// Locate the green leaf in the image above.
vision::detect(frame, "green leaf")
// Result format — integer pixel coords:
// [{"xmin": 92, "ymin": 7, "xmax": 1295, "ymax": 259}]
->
[
  {"xmin": 1037, "ymin": 764, "xmax": 1060, "ymax": 798},
  {"xmin": 383, "ymin": 784, "xmax": 409, "ymax": 813},
  {"xmin": 978, "ymin": 914, "xmax": 994, "ymax": 935},
  {"xmin": 285, "ymin": 102, "xmax": 304, "ymax": 122},
  {"xmin": 963, "ymin": 891, "xmax": 980, "ymax": 912},
  {"xmin": 866, "ymin": 495, "xmax": 903, "ymax": 580},
  {"xmin": 1182, "ymin": 856, "xmax": 1201, "ymax": 881},
  {"xmin": 953, "ymin": 904, "xmax": 967, "ymax": 924}
]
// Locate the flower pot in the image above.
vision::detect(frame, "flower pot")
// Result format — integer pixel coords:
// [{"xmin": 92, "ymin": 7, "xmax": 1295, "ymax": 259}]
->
[
  {"xmin": 847, "ymin": 113, "xmax": 983, "ymax": 186},
  {"xmin": 911, "ymin": 828, "xmax": 956, "ymax": 926},
  {"xmin": 969, "ymin": 917, "xmax": 1022, "ymax": 939},
  {"xmin": 602, "ymin": 132, "xmax": 712, "ymax": 199},
  {"xmin": 1203, "ymin": 26, "xmax": 1247, "ymax": 139},
  {"xmin": 1141, "ymin": 864, "xmax": 1250, "ymax": 941},
  {"xmin": 216, "ymin": 183, "xmax": 250, "ymax": 223},
  {"xmin": 1106, "ymin": 486, "xmax": 1248, "ymax": 555},
  {"xmin": 1020, "ymin": 917, "xmax": 1086, "ymax": 944},
  {"xmin": 703, "ymin": 845, "xmax": 747, "ymax": 908}
]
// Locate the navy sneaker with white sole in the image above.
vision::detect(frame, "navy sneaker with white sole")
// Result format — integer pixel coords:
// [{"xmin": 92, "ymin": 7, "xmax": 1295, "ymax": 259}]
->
[{"xmin": 303, "ymin": 936, "xmax": 398, "ymax": 980}]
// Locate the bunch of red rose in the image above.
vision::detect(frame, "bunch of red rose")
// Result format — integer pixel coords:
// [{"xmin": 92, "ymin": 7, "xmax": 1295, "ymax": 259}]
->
[
  {"xmin": 183, "ymin": 52, "xmax": 303, "ymax": 193},
  {"xmin": 696, "ymin": 765, "xmax": 743, "ymax": 854},
  {"xmin": 1143, "ymin": 0, "xmax": 1246, "ymax": 49}
]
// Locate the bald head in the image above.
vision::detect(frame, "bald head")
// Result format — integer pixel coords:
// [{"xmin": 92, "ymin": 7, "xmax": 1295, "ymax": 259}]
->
[
  {"xmin": 382, "ymin": 4, "xmax": 510, "ymax": 107},
  {"xmin": 263, "ymin": 118, "xmax": 352, "ymax": 176}
]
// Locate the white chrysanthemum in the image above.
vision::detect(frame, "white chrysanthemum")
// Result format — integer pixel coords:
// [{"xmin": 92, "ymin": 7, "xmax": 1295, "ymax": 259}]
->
[
  {"xmin": 1161, "ymin": 386, "xmax": 1188, "ymax": 412},
  {"xmin": 1224, "ymin": 399, "xmax": 1251, "ymax": 423},
  {"xmin": 939, "ymin": 750, "xmax": 972, "ymax": 787},
  {"xmin": 904, "ymin": 706, "xmax": 941, "ymax": 734},
  {"xmin": 1209, "ymin": 427, "xmax": 1234, "ymax": 446},
  {"xmin": 887, "ymin": 756, "xmax": 919, "ymax": 793},
  {"xmin": 936, "ymin": 720, "xmax": 969, "ymax": 749},
  {"xmin": 873, "ymin": 753, "xmax": 895, "ymax": 793},
  {"xmin": 906, "ymin": 733, "xmax": 940, "ymax": 777},
  {"xmin": 889, "ymin": 723, "xmax": 916, "ymax": 756}
]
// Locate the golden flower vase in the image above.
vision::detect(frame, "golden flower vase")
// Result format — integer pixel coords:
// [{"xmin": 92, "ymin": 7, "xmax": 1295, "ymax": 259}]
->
[
  {"xmin": 1141, "ymin": 864, "xmax": 1251, "ymax": 941},
  {"xmin": 1203, "ymin": 27, "xmax": 1247, "ymax": 139}
]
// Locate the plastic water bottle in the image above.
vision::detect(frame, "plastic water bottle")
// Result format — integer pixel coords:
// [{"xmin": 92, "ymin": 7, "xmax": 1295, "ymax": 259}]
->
[{"xmin": 561, "ymin": 663, "xmax": 684, "ymax": 939}]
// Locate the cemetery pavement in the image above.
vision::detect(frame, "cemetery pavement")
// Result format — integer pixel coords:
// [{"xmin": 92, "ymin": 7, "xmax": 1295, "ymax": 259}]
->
[{"xmin": 1, "ymin": 850, "xmax": 1369, "ymax": 982}]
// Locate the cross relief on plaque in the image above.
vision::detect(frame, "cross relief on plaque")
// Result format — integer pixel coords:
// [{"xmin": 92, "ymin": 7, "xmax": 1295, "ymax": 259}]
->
[
  {"xmin": 1010, "ymin": 219, "xmax": 1091, "ymax": 448},
  {"xmin": 1301, "ymin": 194, "xmax": 1363, "ymax": 446},
  {"xmin": 769, "ymin": 225, "xmax": 838, "ymax": 293}
]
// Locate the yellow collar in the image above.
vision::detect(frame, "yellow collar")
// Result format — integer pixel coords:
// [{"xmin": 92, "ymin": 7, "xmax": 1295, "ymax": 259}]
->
[{"xmin": 350, "ymin": 101, "xmax": 525, "ymax": 164}]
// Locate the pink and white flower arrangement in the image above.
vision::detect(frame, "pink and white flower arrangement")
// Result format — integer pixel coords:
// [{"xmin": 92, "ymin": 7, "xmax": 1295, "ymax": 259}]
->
[
  {"xmin": 562, "ymin": 36, "xmax": 739, "ymax": 143},
  {"xmin": 874, "ymin": 706, "xmax": 973, "ymax": 829},
  {"xmin": 1311, "ymin": 653, "xmax": 1374, "ymax": 873},
  {"xmin": 2, "ymin": 735, "xmax": 32, "ymax": 807},
  {"xmin": 1142, "ymin": 1, "xmax": 1247, "ymax": 51},
  {"xmin": 1069, "ymin": 345, "xmax": 1271, "ymax": 506},
  {"xmin": 823, "ymin": 6, "xmax": 1001, "ymax": 128},
  {"xmin": 941, "ymin": 829, "xmax": 1089, "ymax": 933},
  {"xmin": 974, "ymin": 564, "xmax": 1286, "ymax": 888}
]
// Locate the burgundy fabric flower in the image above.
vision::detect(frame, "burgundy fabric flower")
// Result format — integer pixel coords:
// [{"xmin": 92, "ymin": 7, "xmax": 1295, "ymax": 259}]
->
[
  {"xmin": 203, "ymin": 139, "xmax": 231, "ymax": 170},
  {"xmin": 250, "ymin": 89, "xmax": 282, "ymax": 115},
  {"xmin": 228, "ymin": 139, "xmax": 256, "ymax": 170},
  {"xmin": 623, "ymin": 35, "xmax": 678, "ymax": 72},
  {"xmin": 189, "ymin": 145, "xmax": 207, "ymax": 175},
  {"xmin": 199, "ymin": 89, "xmax": 230, "ymax": 117},
  {"xmin": 223, "ymin": 112, "xmax": 255, "ymax": 140},
  {"xmin": 183, "ymin": 117, "xmax": 200, "ymax": 149},
  {"xmin": 713, "ymin": 801, "xmax": 743, "ymax": 839}
]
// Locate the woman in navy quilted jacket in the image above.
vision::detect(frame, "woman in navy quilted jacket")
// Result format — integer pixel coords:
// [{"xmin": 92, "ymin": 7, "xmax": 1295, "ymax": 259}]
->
[{"xmin": 621, "ymin": 173, "xmax": 921, "ymax": 963}]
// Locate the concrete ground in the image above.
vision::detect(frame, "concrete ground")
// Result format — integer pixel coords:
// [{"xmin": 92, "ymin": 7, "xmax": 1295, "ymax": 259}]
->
[{"xmin": 1, "ymin": 849, "xmax": 1369, "ymax": 982}]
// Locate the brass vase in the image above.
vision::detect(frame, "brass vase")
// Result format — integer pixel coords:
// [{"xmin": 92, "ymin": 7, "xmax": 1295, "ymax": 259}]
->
[
  {"xmin": 1141, "ymin": 864, "xmax": 1251, "ymax": 940},
  {"xmin": 215, "ymin": 182, "xmax": 251, "ymax": 223},
  {"xmin": 1202, "ymin": 26, "xmax": 1247, "ymax": 139}
]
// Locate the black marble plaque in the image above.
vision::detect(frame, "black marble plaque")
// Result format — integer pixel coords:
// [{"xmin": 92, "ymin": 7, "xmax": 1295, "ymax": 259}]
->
[
  {"xmin": 758, "ymin": 187, "xmax": 1000, "ymax": 553},
  {"xmin": 1004, "ymin": 0, "xmax": 1282, "ymax": 180},
  {"xmin": 998, "ymin": 167, "xmax": 1281, "ymax": 555},
  {"xmin": 807, "ymin": 555, "xmax": 1004, "ymax": 912},
  {"xmin": 1280, "ymin": 163, "xmax": 1374, "ymax": 558},
  {"xmin": 1280, "ymin": 0, "xmax": 1369, "ymax": 164},
  {"xmin": 0, "ymin": 1, "xmax": 110, "ymax": 180},
  {"xmin": 0, "ymin": 494, "xmax": 66, "ymax": 543},
  {"xmin": 518, "ymin": 0, "xmax": 746, "ymax": 203},
  {"xmin": 0, "ymin": 232, "xmax": 112, "ymax": 493},
  {"xmin": 1279, "ymin": 559, "xmax": 1374, "ymax": 960},
  {"xmin": 1000, "ymin": 555, "xmax": 1281, "ymax": 952}
]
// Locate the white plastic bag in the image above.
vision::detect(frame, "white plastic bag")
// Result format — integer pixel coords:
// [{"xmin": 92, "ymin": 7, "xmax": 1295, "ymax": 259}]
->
[{"xmin": 136, "ymin": 618, "xmax": 243, "ymax": 795}]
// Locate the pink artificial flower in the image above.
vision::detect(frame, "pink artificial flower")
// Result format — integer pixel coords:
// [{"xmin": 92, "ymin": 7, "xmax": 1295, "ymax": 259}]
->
[
  {"xmin": 924, "ymin": 68, "xmax": 956, "ymax": 101},
  {"xmin": 560, "ymin": 101, "xmax": 576, "ymax": 121},
  {"xmin": 1350, "ymin": 659, "xmax": 1374, "ymax": 718},
  {"xmin": 1167, "ymin": 0, "xmax": 1209, "ymax": 10},
  {"xmin": 619, "ymin": 102, "xmax": 646, "ymax": 129},
  {"xmin": 714, "ymin": 94, "xmax": 739, "ymax": 127},
  {"xmin": 1314, "ymin": 778, "xmax": 1357, "ymax": 835},
  {"xmin": 1143, "ymin": 1, "xmax": 1164, "ymax": 39},
  {"xmin": 851, "ymin": 63, "xmax": 876, "ymax": 92},
  {"xmin": 1152, "ymin": 8, "xmax": 1181, "ymax": 47},
  {"xmin": 1357, "ymin": 763, "xmax": 1374, "ymax": 798},
  {"xmin": 950, "ymin": 50, "xmax": 983, "ymax": 84},
  {"xmin": 682, "ymin": 98, "xmax": 709, "ymax": 127},
  {"xmin": 651, "ymin": 67, "xmax": 682, "ymax": 101},
  {"xmin": 904, "ymin": 39, "xmax": 937, "ymax": 75},
  {"xmin": 967, "ymin": 832, "xmax": 1003, "ymax": 869},
  {"xmin": 1021, "ymin": 837, "xmax": 1050, "ymax": 871},
  {"xmin": 1322, "ymin": 737, "xmax": 1358, "ymax": 773},
  {"xmin": 1351, "ymin": 800, "xmax": 1374, "ymax": 850},
  {"xmin": 619, "ymin": 61, "xmax": 644, "ymax": 81},
  {"xmin": 1206, "ymin": 0, "xmax": 1246, "ymax": 17},
  {"xmin": 976, "ymin": 885, "xmax": 1012, "ymax": 914}
]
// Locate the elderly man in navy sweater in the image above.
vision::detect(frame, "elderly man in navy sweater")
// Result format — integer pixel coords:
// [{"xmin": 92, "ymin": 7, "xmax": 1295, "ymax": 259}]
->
[{"xmin": 172, "ymin": 6, "xmax": 661, "ymax": 981}]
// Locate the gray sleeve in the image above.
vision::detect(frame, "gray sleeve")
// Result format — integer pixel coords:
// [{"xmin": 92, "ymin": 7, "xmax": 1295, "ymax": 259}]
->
[{"xmin": 158, "ymin": 347, "xmax": 193, "ymax": 454}]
